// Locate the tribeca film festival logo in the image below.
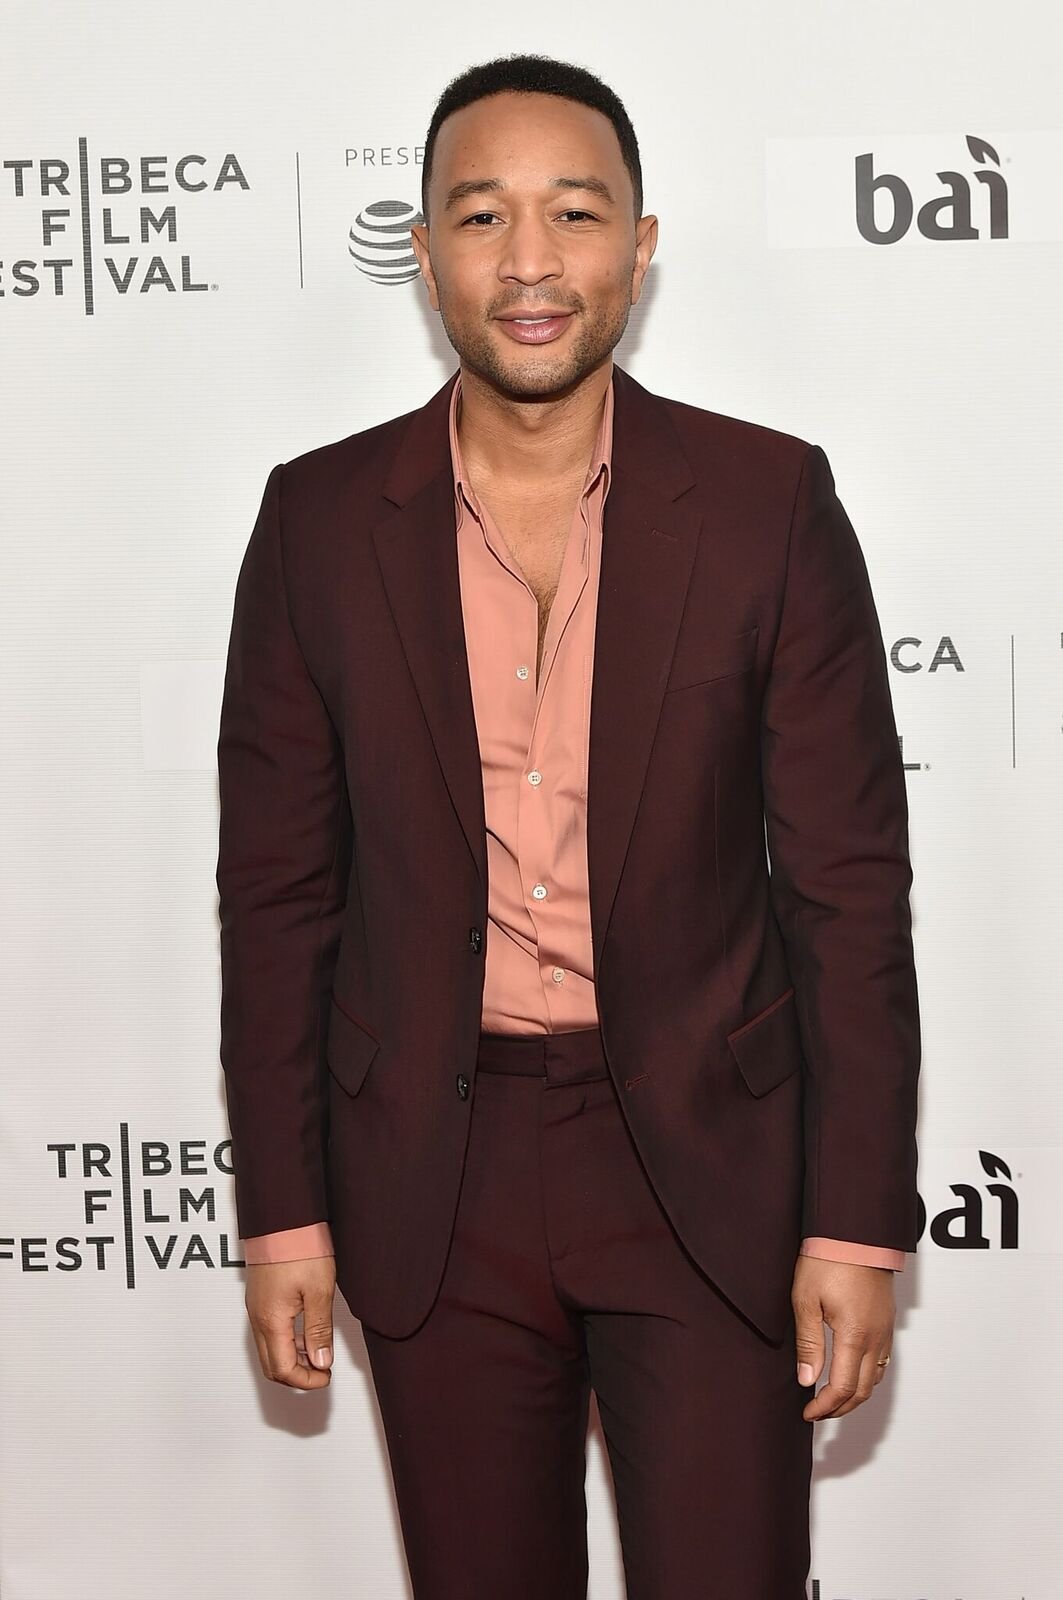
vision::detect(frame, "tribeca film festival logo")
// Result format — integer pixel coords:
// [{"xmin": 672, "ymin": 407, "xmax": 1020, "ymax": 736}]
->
[
  {"xmin": 0, "ymin": 1125, "xmax": 246, "ymax": 1287},
  {"xmin": 0, "ymin": 141, "xmax": 249, "ymax": 314},
  {"xmin": 1, "ymin": 1140, "xmax": 1019, "ymax": 1284},
  {"xmin": 887, "ymin": 628, "xmax": 1058, "ymax": 773},
  {"xmin": 889, "ymin": 632, "xmax": 963, "ymax": 775}
]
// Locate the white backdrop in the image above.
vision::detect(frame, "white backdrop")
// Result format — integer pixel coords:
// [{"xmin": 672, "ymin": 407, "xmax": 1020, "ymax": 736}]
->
[{"xmin": 3, "ymin": 4, "xmax": 1061, "ymax": 1596}]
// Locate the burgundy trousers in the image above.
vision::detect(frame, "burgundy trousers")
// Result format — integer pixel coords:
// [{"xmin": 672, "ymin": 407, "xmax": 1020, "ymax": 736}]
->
[{"xmin": 360, "ymin": 1025, "xmax": 813, "ymax": 1599}]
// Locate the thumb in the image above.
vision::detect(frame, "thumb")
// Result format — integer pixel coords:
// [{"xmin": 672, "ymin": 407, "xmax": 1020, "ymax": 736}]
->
[
  {"xmin": 302, "ymin": 1283, "xmax": 335, "ymax": 1371},
  {"xmin": 793, "ymin": 1297, "xmax": 826, "ymax": 1388}
]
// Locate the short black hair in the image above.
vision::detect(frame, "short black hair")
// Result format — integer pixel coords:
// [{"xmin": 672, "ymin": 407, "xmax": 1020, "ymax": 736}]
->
[{"xmin": 421, "ymin": 53, "xmax": 643, "ymax": 227}]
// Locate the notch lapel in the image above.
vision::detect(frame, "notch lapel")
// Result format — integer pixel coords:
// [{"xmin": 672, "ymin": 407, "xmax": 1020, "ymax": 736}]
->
[
  {"xmin": 587, "ymin": 366, "xmax": 700, "ymax": 977},
  {"xmin": 368, "ymin": 364, "xmax": 702, "ymax": 978},
  {"xmin": 371, "ymin": 371, "xmax": 488, "ymax": 888}
]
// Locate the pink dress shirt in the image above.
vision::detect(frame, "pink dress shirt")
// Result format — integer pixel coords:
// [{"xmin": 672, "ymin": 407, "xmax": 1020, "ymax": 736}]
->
[{"xmin": 242, "ymin": 370, "xmax": 905, "ymax": 1273}]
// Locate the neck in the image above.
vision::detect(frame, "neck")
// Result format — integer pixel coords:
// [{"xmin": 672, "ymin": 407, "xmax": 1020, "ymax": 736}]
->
[{"xmin": 456, "ymin": 358, "xmax": 612, "ymax": 487}]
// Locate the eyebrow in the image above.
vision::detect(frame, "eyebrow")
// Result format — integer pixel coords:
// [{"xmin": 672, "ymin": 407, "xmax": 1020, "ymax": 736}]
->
[{"xmin": 442, "ymin": 175, "xmax": 616, "ymax": 212}]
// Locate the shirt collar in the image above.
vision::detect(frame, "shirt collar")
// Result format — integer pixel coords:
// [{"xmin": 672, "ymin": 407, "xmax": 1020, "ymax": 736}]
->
[{"xmin": 449, "ymin": 369, "xmax": 614, "ymax": 520}]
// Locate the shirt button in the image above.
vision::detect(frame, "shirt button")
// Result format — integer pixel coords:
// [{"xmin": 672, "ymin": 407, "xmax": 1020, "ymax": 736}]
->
[
  {"xmin": 528, "ymin": 769, "xmax": 543, "ymax": 785},
  {"xmin": 516, "ymin": 665, "xmax": 530, "ymax": 680},
  {"xmin": 551, "ymin": 967, "xmax": 565, "ymax": 984},
  {"xmin": 531, "ymin": 883, "xmax": 548, "ymax": 900}
]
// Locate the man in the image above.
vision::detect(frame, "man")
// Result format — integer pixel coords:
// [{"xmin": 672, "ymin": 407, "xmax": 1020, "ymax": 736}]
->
[{"xmin": 216, "ymin": 52, "xmax": 920, "ymax": 1599}]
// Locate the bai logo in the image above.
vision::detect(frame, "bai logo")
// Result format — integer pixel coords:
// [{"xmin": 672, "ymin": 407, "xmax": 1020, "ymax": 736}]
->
[
  {"xmin": 918, "ymin": 1149, "xmax": 1019, "ymax": 1251},
  {"xmin": 856, "ymin": 133, "xmax": 1008, "ymax": 244}
]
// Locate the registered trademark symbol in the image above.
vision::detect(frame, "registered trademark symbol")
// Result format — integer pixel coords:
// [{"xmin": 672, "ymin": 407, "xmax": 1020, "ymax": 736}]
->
[
  {"xmin": 211, "ymin": 283, "xmax": 219, "ymax": 291},
  {"xmin": 923, "ymin": 762, "xmax": 931, "ymax": 770}
]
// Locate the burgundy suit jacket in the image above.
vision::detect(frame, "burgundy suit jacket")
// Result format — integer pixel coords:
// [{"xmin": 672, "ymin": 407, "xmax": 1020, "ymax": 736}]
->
[{"xmin": 215, "ymin": 362, "xmax": 921, "ymax": 1344}]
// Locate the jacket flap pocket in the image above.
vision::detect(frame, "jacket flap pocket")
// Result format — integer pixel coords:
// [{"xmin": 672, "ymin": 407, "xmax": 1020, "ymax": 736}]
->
[
  {"xmin": 725, "ymin": 985, "xmax": 802, "ymax": 1097},
  {"xmin": 665, "ymin": 624, "xmax": 759, "ymax": 694},
  {"xmin": 326, "ymin": 995, "xmax": 380, "ymax": 1098}
]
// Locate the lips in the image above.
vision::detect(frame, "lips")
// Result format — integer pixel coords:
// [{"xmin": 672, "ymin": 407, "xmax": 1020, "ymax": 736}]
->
[{"xmin": 495, "ymin": 311, "xmax": 575, "ymax": 346}]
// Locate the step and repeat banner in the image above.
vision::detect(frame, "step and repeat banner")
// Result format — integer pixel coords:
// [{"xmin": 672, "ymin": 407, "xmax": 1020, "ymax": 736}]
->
[{"xmin": 3, "ymin": 4, "xmax": 1061, "ymax": 1597}]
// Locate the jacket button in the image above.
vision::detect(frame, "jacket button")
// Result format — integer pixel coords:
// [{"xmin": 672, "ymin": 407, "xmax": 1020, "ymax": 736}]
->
[
  {"xmin": 456, "ymin": 1073, "xmax": 470, "ymax": 1100},
  {"xmin": 468, "ymin": 926, "xmax": 483, "ymax": 954}
]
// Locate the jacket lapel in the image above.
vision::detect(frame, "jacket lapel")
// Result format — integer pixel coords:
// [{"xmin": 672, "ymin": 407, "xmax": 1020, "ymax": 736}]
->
[
  {"xmin": 369, "ymin": 363, "xmax": 701, "ymax": 979},
  {"xmin": 586, "ymin": 367, "xmax": 700, "ymax": 973},
  {"xmin": 370, "ymin": 371, "xmax": 488, "ymax": 888}
]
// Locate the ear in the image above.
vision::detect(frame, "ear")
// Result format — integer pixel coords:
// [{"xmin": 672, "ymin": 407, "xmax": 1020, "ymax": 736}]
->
[
  {"xmin": 409, "ymin": 224, "xmax": 439, "ymax": 309},
  {"xmin": 631, "ymin": 214, "xmax": 658, "ymax": 305}
]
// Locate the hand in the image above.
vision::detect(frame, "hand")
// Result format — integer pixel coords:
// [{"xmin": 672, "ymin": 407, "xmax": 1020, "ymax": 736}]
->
[
  {"xmin": 245, "ymin": 1256, "xmax": 337, "ymax": 1389},
  {"xmin": 791, "ymin": 1254, "xmax": 895, "ymax": 1421}
]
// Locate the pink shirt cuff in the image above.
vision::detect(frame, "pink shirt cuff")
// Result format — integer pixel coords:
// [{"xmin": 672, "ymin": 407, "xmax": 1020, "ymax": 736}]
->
[
  {"xmin": 800, "ymin": 1236, "xmax": 906, "ymax": 1270},
  {"xmin": 241, "ymin": 1221, "xmax": 336, "ymax": 1264},
  {"xmin": 240, "ymin": 1228, "xmax": 904, "ymax": 1271}
]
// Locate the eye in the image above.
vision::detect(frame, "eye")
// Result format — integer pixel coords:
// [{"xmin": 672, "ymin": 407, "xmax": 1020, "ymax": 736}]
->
[{"xmin": 460, "ymin": 209, "xmax": 599, "ymax": 227}]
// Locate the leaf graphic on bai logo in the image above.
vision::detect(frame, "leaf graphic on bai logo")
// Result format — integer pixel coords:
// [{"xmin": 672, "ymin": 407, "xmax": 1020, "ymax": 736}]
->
[{"xmin": 966, "ymin": 133, "xmax": 1001, "ymax": 166}]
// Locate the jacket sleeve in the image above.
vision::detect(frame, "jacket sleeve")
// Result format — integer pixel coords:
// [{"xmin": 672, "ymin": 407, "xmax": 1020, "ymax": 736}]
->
[
  {"xmin": 216, "ymin": 463, "xmax": 348, "ymax": 1240},
  {"xmin": 761, "ymin": 444, "xmax": 921, "ymax": 1253}
]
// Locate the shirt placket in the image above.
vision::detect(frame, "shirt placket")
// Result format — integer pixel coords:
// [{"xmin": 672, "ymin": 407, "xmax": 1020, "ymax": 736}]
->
[{"xmin": 473, "ymin": 486, "xmax": 592, "ymax": 1029}]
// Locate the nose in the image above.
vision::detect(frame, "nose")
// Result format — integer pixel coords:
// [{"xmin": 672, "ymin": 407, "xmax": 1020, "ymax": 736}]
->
[{"xmin": 495, "ymin": 210, "xmax": 564, "ymax": 288}]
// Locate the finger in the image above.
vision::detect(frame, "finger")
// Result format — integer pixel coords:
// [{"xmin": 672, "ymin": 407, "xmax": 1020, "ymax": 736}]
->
[
  {"xmin": 263, "ymin": 1313, "xmax": 331, "ymax": 1390},
  {"xmin": 793, "ymin": 1304, "xmax": 826, "ymax": 1388},
  {"xmin": 829, "ymin": 1346, "xmax": 881, "ymax": 1417},
  {"xmin": 301, "ymin": 1282, "xmax": 335, "ymax": 1372},
  {"xmin": 252, "ymin": 1325, "xmax": 272, "ymax": 1381},
  {"xmin": 802, "ymin": 1331, "xmax": 864, "ymax": 1421}
]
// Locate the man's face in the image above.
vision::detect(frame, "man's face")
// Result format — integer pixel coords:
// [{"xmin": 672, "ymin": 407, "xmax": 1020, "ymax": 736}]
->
[{"xmin": 410, "ymin": 91, "xmax": 657, "ymax": 399}]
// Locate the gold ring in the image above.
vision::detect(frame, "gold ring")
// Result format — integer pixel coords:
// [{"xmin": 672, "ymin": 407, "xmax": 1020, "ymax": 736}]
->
[{"xmin": 875, "ymin": 1354, "xmax": 891, "ymax": 1367}]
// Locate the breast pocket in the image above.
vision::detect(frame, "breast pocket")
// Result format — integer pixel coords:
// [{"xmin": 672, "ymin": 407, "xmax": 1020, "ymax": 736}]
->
[{"xmin": 664, "ymin": 624, "xmax": 759, "ymax": 694}]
